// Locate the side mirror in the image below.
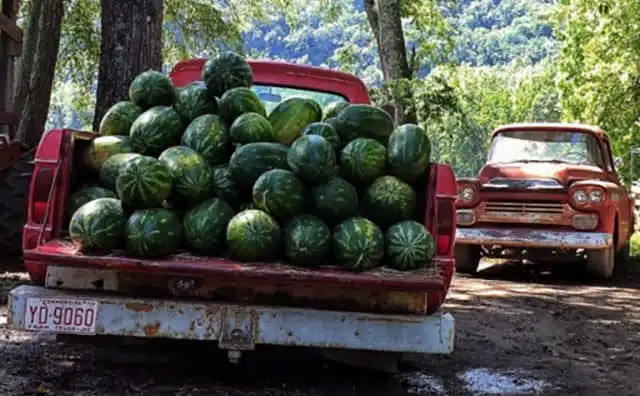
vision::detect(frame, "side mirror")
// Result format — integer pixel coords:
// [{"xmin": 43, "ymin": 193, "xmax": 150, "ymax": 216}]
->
[{"xmin": 614, "ymin": 157, "xmax": 624, "ymax": 169}]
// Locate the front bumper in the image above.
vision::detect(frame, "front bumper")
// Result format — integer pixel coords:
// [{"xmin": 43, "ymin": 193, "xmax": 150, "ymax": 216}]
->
[
  {"xmin": 8, "ymin": 285, "xmax": 454, "ymax": 355},
  {"xmin": 456, "ymin": 227, "xmax": 612, "ymax": 250}
]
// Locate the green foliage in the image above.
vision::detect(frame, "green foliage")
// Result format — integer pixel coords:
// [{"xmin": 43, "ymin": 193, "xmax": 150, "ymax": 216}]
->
[{"xmin": 631, "ymin": 232, "xmax": 640, "ymax": 258}]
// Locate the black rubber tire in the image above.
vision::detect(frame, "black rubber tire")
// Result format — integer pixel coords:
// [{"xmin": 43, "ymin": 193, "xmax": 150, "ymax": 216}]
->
[
  {"xmin": 586, "ymin": 246, "xmax": 615, "ymax": 280},
  {"xmin": 454, "ymin": 244, "xmax": 481, "ymax": 275},
  {"xmin": 0, "ymin": 149, "xmax": 35, "ymax": 258}
]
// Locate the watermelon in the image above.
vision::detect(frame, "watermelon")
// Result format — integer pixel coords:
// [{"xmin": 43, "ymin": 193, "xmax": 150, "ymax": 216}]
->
[
  {"xmin": 311, "ymin": 177, "xmax": 359, "ymax": 225},
  {"xmin": 69, "ymin": 198, "xmax": 126, "ymax": 252},
  {"xmin": 100, "ymin": 153, "xmax": 141, "ymax": 190},
  {"xmin": 202, "ymin": 52, "xmax": 253, "ymax": 98},
  {"xmin": 67, "ymin": 186, "xmax": 118, "ymax": 220},
  {"xmin": 212, "ymin": 165, "xmax": 246, "ymax": 206},
  {"xmin": 301, "ymin": 122, "xmax": 341, "ymax": 154},
  {"xmin": 268, "ymin": 96, "xmax": 322, "ymax": 145},
  {"xmin": 116, "ymin": 156, "xmax": 173, "ymax": 209},
  {"xmin": 252, "ymin": 169, "xmax": 305, "ymax": 221},
  {"xmin": 333, "ymin": 104, "xmax": 394, "ymax": 144},
  {"xmin": 81, "ymin": 135, "xmax": 133, "ymax": 172},
  {"xmin": 340, "ymin": 138, "xmax": 387, "ymax": 185},
  {"xmin": 218, "ymin": 87, "xmax": 266, "ymax": 125},
  {"xmin": 387, "ymin": 124, "xmax": 431, "ymax": 183},
  {"xmin": 287, "ymin": 135, "xmax": 336, "ymax": 184},
  {"xmin": 125, "ymin": 208, "xmax": 182, "ymax": 257},
  {"xmin": 228, "ymin": 142, "xmax": 289, "ymax": 188},
  {"xmin": 99, "ymin": 101, "xmax": 143, "ymax": 136},
  {"xmin": 362, "ymin": 176, "xmax": 416, "ymax": 229},
  {"xmin": 385, "ymin": 220, "xmax": 435, "ymax": 271},
  {"xmin": 181, "ymin": 114, "xmax": 230, "ymax": 165},
  {"xmin": 128, "ymin": 70, "xmax": 176, "ymax": 109},
  {"xmin": 230, "ymin": 112, "xmax": 274, "ymax": 144},
  {"xmin": 238, "ymin": 201, "xmax": 257, "ymax": 211},
  {"xmin": 333, "ymin": 217, "xmax": 385, "ymax": 271},
  {"xmin": 322, "ymin": 101, "xmax": 349, "ymax": 120},
  {"xmin": 226, "ymin": 209, "xmax": 282, "ymax": 260},
  {"xmin": 183, "ymin": 197, "xmax": 234, "ymax": 255},
  {"xmin": 129, "ymin": 106, "xmax": 184, "ymax": 156},
  {"xmin": 173, "ymin": 81, "xmax": 218, "ymax": 122},
  {"xmin": 158, "ymin": 146, "xmax": 214, "ymax": 206},
  {"xmin": 284, "ymin": 214, "xmax": 331, "ymax": 266}
]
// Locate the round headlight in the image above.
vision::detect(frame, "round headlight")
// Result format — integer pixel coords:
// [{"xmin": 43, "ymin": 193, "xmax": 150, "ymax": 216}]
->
[
  {"xmin": 589, "ymin": 190, "xmax": 603, "ymax": 203},
  {"xmin": 461, "ymin": 187, "xmax": 475, "ymax": 202},
  {"xmin": 572, "ymin": 190, "xmax": 587, "ymax": 205}
]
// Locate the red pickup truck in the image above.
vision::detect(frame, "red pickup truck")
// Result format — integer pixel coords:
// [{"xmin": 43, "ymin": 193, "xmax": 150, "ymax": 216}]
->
[{"xmin": 7, "ymin": 60, "xmax": 458, "ymax": 371}]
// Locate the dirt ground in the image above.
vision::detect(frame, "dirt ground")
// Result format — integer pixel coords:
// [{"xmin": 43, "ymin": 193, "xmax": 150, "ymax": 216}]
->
[{"xmin": 1, "ymin": 259, "xmax": 639, "ymax": 396}]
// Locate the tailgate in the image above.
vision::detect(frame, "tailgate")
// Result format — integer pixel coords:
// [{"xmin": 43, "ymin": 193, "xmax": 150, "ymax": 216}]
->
[{"xmin": 24, "ymin": 239, "xmax": 453, "ymax": 316}]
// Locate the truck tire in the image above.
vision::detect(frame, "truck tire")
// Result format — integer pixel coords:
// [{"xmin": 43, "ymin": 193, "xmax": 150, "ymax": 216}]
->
[
  {"xmin": 0, "ymin": 149, "xmax": 34, "ymax": 258},
  {"xmin": 585, "ymin": 246, "xmax": 615, "ymax": 280},
  {"xmin": 454, "ymin": 244, "xmax": 481, "ymax": 274}
]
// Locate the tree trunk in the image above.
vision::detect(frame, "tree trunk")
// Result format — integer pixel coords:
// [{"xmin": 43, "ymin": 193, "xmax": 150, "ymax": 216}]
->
[
  {"xmin": 12, "ymin": 0, "xmax": 43, "ymax": 119},
  {"xmin": 93, "ymin": 0, "xmax": 164, "ymax": 131},
  {"xmin": 16, "ymin": 0, "xmax": 64, "ymax": 149}
]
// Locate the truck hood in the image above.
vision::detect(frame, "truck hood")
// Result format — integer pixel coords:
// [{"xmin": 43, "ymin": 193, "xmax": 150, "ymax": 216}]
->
[{"xmin": 478, "ymin": 163, "xmax": 607, "ymax": 189}]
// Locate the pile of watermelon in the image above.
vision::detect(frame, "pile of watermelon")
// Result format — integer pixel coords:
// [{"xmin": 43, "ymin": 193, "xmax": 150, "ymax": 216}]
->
[{"xmin": 67, "ymin": 52, "xmax": 437, "ymax": 272}]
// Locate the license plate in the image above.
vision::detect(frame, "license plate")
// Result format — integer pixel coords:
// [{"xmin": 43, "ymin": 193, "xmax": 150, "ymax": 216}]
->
[{"xmin": 24, "ymin": 297, "xmax": 99, "ymax": 334}]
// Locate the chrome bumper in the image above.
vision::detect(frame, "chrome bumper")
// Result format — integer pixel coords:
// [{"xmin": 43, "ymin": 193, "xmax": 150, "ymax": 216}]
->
[
  {"xmin": 7, "ymin": 285, "xmax": 454, "ymax": 355},
  {"xmin": 456, "ymin": 227, "xmax": 613, "ymax": 250}
]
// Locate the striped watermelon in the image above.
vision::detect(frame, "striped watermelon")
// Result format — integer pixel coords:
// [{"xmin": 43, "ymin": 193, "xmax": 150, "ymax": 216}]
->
[
  {"xmin": 99, "ymin": 101, "xmax": 143, "ymax": 136},
  {"xmin": 67, "ymin": 186, "xmax": 118, "ymax": 219},
  {"xmin": 287, "ymin": 135, "xmax": 336, "ymax": 184},
  {"xmin": 252, "ymin": 169, "xmax": 305, "ymax": 221},
  {"xmin": 226, "ymin": 209, "xmax": 282, "ymax": 261},
  {"xmin": 130, "ymin": 106, "xmax": 184, "ymax": 156},
  {"xmin": 174, "ymin": 81, "xmax": 218, "ymax": 122},
  {"xmin": 128, "ymin": 70, "xmax": 176, "ymax": 109},
  {"xmin": 212, "ymin": 165, "xmax": 245, "ymax": 207},
  {"xmin": 228, "ymin": 142, "xmax": 289, "ymax": 188},
  {"xmin": 183, "ymin": 197, "xmax": 234, "ymax": 255},
  {"xmin": 284, "ymin": 215, "xmax": 331, "ymax": 266},
  {"xmin": 81, "ymin": 135, "xmax": 133, "ymax": 173},
  {"xmin": 340, "ymin": 138, "xmax": 387, "ymax": 186},
  {"xmin": 322, "ymin": 101, "xmax": 348, "ymax": 120},
  {"xmin": 159, "ymin": 146, "xmax": 214, "ymax": 206},
  {"xmin": 362, "ymin": 176, "xmax": 416, "ymax": 229},
  {"xmin": 202, "ymin": 52, "xmax": 253, "ymax": 98},
  {"xmin": 268, "ymin": 96, "xmax": 322, "ymax": 145},
  {"xmin": 125, "ymin": 208, "xmax": 182, "ymax": 257},
  {"xmin": 301, "ymin": 122, "xmax": 341, "ymax": 154},
  {"xmin": 333, "ymin": 217, "xmax": 385, "ymax": 271},
  {"xmin": 100, "ymin": 153, "xmax": 141, "ymax": 190},
  {"xmin": 181, "ymin": 114, "xmax": 230, "ymax": 165},
  {"xmin": 387, "ymin": 124, "xmax": 431, "ymax": 183},
  {"xmin": 333, "ymin": 104, "xmax": 394, "ymax": 144},
  {"xmin": 116, "ymin": 156, "xmax": 173, "ymax": 209},
  {"xmin": 230, "ymin": 112, "xmax": 274, "ymax": 144},
  {"xmin": 219, "ymin": 87, "xmax": 266, "ymax": 125},
  {"xmin": 310, "ymin": 177, "xmax": 359, "ymax": 225},
  {"xmin": 69, "ymin": 198, "xmax": 126, "ymax": 252},
  {"xmin": 385, "ymin": 220, "xmax": 435, "ymax": 270}
]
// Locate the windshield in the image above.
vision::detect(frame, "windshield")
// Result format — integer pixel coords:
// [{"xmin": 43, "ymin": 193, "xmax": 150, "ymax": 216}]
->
[
  {"xmin": 252, "ymin": 85, "xmax": 347, "ymax": 113},
  {"xmin": 487, "ymin": 130, "xmax": 605, "ymax": 168}
]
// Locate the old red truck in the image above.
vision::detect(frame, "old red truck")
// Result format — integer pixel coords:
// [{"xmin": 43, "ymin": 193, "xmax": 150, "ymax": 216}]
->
[
  {"xmin": 7, "ymin": 59, "xmax": 457, "ymax": 371},
  {"xmin": 454, "ymin": 123, "xmax": 634, "ymax": 279}
]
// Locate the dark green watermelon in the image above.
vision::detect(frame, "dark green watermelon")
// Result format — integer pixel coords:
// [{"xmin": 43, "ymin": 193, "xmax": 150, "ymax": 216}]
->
[
  {"xmin": 287, "ymin": 135, "xmax": 336, "ymax": 184},
  {"xmin": 310, "ymin": 177, "xmax": 359, "ymax": 226},
  {"xmin": 387, "ymin": 124, "xmax": 431, "ymax": 183},
  {"xmin": 81, "ymin": 135, "xmax": 133, "ymax": 173},
  {"xmin": 228, "ymin": 142, "xmax": 289, "ymax": 188},
  {"xmin": 218, "ymin": 87, "xmax": 266, "ymax": 125},
  {"xmin": 226, "ymin": 209, "xmax": 282, "ymax": 261},
  {"xmin": 173, "ymin": 81, "xmax": 218, "ymax": 122},
  {"xmin": 129, "ymin": 106, "xmax": 184, "ymax": 156},
  {"xmin": 99, "ymin": 101, "xmax": 143, "ymax": 136},
  {"xmin": 385, "ymin": 220, "xmax": 435, "ymax": 271},
  {"xmin": 238, "ymin": 201, "xmax": 258, "ymax": 212},
  {"xmin": 212, "ymin": 165, "xmax": 246, "ymax": 207},
  {"xmin": 183, "ymin": 197, "xmax": 234, "ymax": 255},
  {"xmin": 333, "ymin": 217, "xmax": 385, "ymax": 271},
  {"xmin": 125, "ymin": 208, "xmax": 182, "ymax": 257},
  {"xmin": 116, "ymin": 156, "xmax": 173, "ymax": 209},
  {"xmin": 67, "ymin": 186, "xmax": 118, "ymax": 220},
  {"xmin": 181, "ymin": 114, "xmax": 230, "ymax": 165},
  {"xmin": 158, "ymin": 146, "xmax": 214, "ymax": 206},
  {"xmin": 301, "ymin": 122, "xmax": 341, "ymax": 154},
  {"xmin": 340, "ymin": 138, "xmax": 387, "ymax": 186},
  {"xmin": 322, "ymin": 101, "xmax": 349, "ymax": 120},
  {"xmin": 69, "ymin": 198, "xmax": 126, "ymax": 252},
  {"xmin": 100, "ymin": 153, "xmax": 142, "ymax": 190},
  {"xmin": 202, "ymin": 52, "xmax": 253, "ymax": 98},
  {"xmin": 362, "ymin": 176, "xmax": 416, "ymax": 229},
  {"xmin": 230, "ymin": 112, "xmax": 274, "ymax": 144},
  {"xmin": 252, "ymin": 169, "xmax": 305, "ymax": 221},
  {"xmin": 268, "ymin": 96, "xmax": 322, "ymax": 145},
  {"xmin": 284, "ymin": 214, "xmax": 331, "ymax": 266},
  {"xmin": 333, "ymin": 104, "xmax": 394, "ymax": 144},
  {"xmin": 128, "ymin": 70, "xmax": 176, "ymax": 109}
]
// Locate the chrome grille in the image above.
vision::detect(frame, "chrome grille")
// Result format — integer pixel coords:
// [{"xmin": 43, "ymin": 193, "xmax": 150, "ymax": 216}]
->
[{"xmin": 485, "ymin": 201, "xmax": 564, "ymax": 216}]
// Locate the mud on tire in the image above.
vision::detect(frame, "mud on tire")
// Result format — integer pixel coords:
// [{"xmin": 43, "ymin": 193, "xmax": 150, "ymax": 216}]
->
[{"xmin": 0, "ymin": 149, "xmax": 34, "ymax": 259}]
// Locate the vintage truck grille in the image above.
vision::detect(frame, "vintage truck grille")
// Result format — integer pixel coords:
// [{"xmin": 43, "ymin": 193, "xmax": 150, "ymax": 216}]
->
[{"xmin": 485, "ymin": 201, "xmax": 564, "ymax": 216}]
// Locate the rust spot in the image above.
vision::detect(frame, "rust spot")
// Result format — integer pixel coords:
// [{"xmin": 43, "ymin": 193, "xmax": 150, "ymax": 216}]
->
[
  {"xmin": 125, "ymin": 302, "xmax": 154, "ymax": 312},
  {"xmin": 143, "ymin": 322, "xmax": 160, "ymax": 336}
]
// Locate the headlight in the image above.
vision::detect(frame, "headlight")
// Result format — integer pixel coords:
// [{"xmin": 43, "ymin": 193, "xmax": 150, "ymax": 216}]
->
[
  {"xmin": 589, "ymin": 190, "xmax": 603, "ymax": 204},
  {"xmin": 460, "ymin": 187, "xmax": 475, "ymax": 202},
  {"xmin": 572, "ymin": 189, "xmax": 587, "ymax": 205}
]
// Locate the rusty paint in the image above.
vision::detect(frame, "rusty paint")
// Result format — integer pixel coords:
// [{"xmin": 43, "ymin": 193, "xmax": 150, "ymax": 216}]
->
[
  {"xmin": 125, "ymin": 302, "xmax": 154, "ymax": 312},
  {"xmin": 143, "ymin": 322, "xmax": 160, "ymax": 336},
  {"xmin": 456, "ymin": 227, "xmax": 612, "ymax": 250}
]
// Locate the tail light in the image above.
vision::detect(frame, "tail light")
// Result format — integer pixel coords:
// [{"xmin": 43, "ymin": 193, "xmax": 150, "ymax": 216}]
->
[
  {"xmin": 434, "ymin": 165, "xmax": 457, "ymax": 256},
  {"xmin": 30, "ymin": 166, "xmax": 55, "ymax": 224}
]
